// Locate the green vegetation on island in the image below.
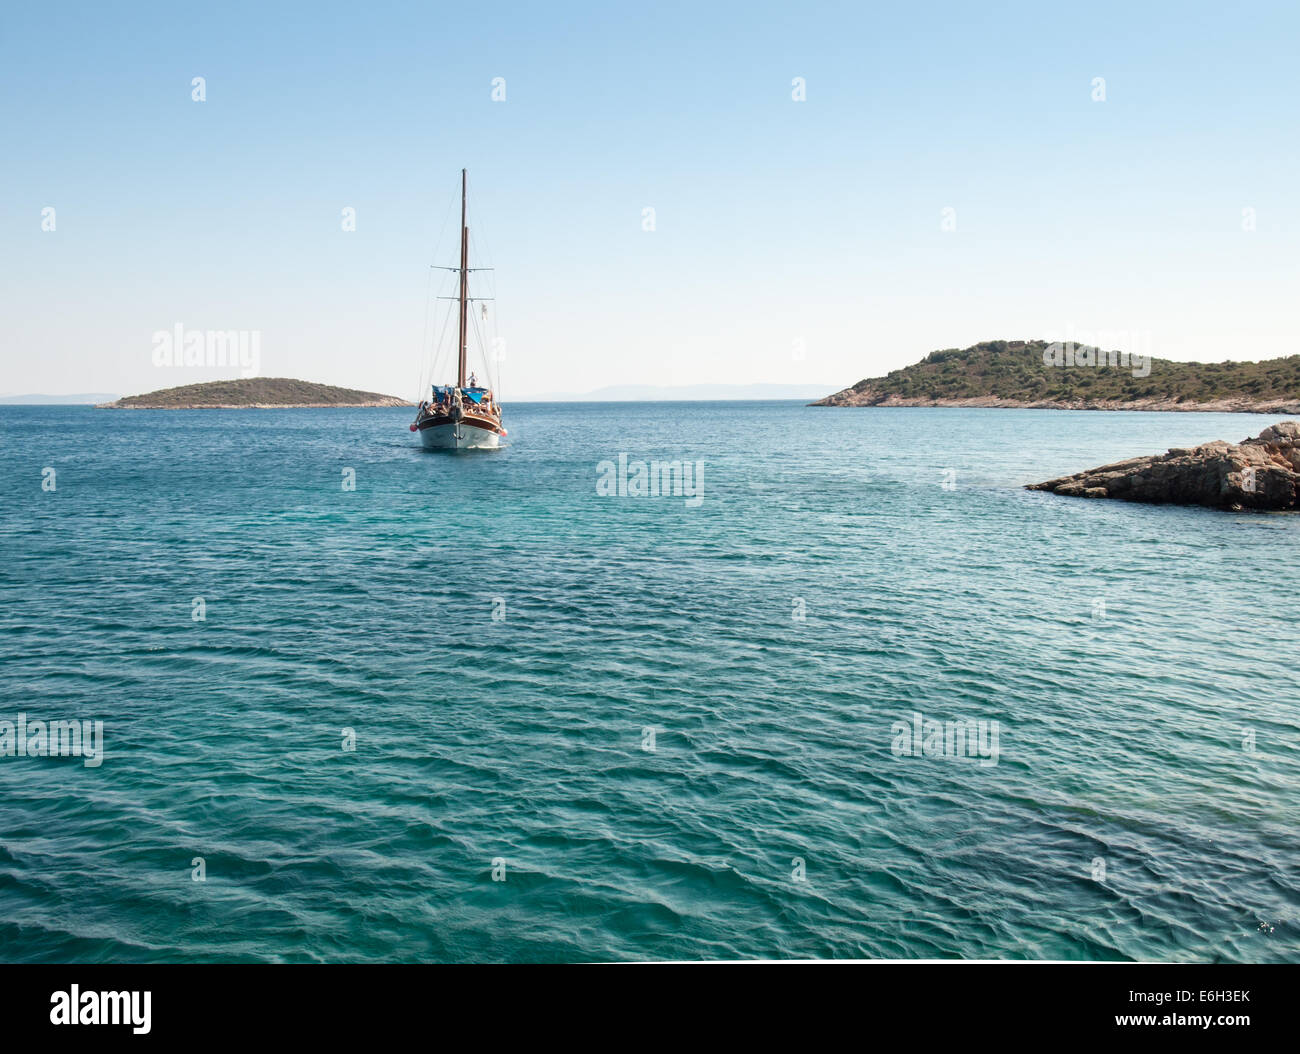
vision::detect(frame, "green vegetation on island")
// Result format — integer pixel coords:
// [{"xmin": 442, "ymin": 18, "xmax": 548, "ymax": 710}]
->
[
  {"xmin": 812, "ymin": 340, "xmax": 1300, "ymax": 412},
  {"xmin": 99, "ymin": 378, "xmax": 411, "ymax": 409}
]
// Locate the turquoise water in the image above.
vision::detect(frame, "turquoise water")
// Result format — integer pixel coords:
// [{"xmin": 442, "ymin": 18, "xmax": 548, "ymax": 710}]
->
[{"xmin": 0, "ymin": 402, "xmax": 1296, "ymax": 963}]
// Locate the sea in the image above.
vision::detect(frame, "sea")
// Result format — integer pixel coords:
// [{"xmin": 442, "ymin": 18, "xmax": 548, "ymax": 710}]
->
[{"xmin": 0, "ymin": 402, "xmax": 1296, "ymax": 963}]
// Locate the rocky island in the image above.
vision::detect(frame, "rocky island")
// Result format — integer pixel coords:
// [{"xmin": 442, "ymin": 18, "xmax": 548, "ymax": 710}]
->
[
  {"xmin": 812, "ymin": 340, "xmax": 1300, "ymax": 413},
  {"xmin": 1028, "ymin": 422, "xmax": 1300, "ymax": 510},
  {"xmin": 99, "ymin": 378, "xmax": 412, "ymax": 409}
]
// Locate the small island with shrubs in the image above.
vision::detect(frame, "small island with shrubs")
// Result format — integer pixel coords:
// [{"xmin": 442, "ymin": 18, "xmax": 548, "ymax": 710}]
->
[
  {"xmin": 812, "ymin": 340, "xmax": 1300, "ymax": 413},
  {"xmin": 98, "ymin": 378, "xmax": 412, "ymax": 409}
]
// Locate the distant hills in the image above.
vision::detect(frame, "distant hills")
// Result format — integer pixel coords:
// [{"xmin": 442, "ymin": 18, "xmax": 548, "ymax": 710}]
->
[
  {"xmin": 521, "ymin": 382, "xmax": 840, "ymax": 402},
  {"xmin": 100, "ymin": 378, "xmax": 411, "ymax": 409},
  {"xmin": 0, "ymin": 393, "xmax": 119, "ymax": 405},
  {"xmin": 812, "ymin": 340, "xmax": 1300, "ymax": 413}
]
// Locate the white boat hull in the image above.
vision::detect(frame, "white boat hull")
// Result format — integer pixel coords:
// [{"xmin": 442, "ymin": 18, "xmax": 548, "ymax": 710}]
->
[{"xmin": 417, "ymin": 419, "xmax": 503, "ymax": 450}]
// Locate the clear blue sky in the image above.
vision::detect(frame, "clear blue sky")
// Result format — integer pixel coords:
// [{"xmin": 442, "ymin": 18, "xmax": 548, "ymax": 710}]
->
[{"xmin": 2, "ymin": 0, "xmax": 1297, "ymax": 398}]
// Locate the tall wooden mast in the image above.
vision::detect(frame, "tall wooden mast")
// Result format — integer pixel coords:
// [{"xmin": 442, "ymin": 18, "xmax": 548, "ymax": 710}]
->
[{"xmin": 456, "ymin": 168, "xmax": 469, "ymax": 389}]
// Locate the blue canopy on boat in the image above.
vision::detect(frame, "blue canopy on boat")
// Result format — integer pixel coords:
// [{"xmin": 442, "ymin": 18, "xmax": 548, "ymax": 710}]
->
[{"xmin": 430, "ymin": 385, "xmax": 488, "ymax": 403}]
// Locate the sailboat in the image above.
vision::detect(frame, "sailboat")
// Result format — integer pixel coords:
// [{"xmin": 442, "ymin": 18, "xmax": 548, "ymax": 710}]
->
[{"xmin": 411, "ymin": 170, "xmax": 507, "ymax": 450}]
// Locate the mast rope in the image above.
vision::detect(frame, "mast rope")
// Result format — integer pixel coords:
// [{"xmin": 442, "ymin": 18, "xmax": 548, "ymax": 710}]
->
[
  {"xmin": 417, "ymin": 180, "xmax": 461, "ymax": 396},
  {"xmin": 463, "ymin": 179, "xmax": 501, "ymax": 397}
]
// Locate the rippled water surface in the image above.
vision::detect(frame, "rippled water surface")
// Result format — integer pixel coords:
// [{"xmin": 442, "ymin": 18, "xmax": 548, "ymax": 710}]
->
[{"xmin": 0, "ymin": 403, "xmax": 1296, "ymax": 962}]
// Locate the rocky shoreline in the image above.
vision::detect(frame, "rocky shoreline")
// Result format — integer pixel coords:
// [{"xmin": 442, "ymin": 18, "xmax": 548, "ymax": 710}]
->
[
  {"xmin": 811, "ymin": 392, "xmax": 1300, "ymax": 413},
  {"xmin": 1027, "ymin": 422, "xmax": 1300, "ymax": 510}
]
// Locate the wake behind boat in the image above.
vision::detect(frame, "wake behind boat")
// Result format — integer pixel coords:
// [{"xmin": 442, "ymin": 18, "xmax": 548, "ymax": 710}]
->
[{"xmin": 411, "ymin": 169, "xmax": 507, "ymax": 450}]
